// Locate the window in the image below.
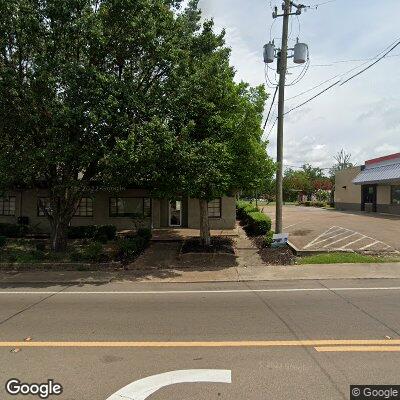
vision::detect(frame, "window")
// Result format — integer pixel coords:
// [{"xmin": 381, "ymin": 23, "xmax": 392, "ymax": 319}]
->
[
  {"xmin": 38, "ymin": 198, "xmax": 52, "ymax": 217},
  {"xmin": 75, "ymin": 198, "xmax": 94, "ymax": 217},
  {"xmin": 208, "ymin": 198, "xmax": 222, "ymax": 218},
  {"xmin": 109, "ymin": 198, "xmax": 152, "ymax": 217},
  {"xmin": 392, "ymin": 186, "xmax": 400, "ymax": 205},
  {"xmin": 0, "ymin": 197, "xmax": 16, "ymax": 216}
]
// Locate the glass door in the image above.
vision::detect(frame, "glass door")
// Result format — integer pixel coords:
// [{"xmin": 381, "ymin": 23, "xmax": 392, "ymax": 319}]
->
[{"xmin": 169, "ymin": 200, "xmax": 182, "ymax": 227}]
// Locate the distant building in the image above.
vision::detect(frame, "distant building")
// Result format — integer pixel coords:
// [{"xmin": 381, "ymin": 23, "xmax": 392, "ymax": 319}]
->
[{"xmin": 335, "ymin": 152, "xmax": 400, "ymax": 215}]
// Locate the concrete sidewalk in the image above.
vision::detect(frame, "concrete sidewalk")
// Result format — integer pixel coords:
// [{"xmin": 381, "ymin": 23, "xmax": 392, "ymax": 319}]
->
[{"xmin": 1, "ymin": 263, "xmax": 400, "ymax": 284}]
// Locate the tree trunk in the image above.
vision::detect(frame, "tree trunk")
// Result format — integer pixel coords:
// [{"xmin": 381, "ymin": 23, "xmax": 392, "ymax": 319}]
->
[
  {"xmin": 199, "ymin": 199, "xmax": 211, "ymax": 247},
  {"xmin": 50, "ymin": 217, "xmax": 69, "ymax": 252}
]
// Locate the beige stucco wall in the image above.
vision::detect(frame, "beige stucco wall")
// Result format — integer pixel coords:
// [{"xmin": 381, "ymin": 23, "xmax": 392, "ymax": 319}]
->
[
  {"xmin": 377, "ymin": 185, "xmax": 391, "ymax": 205},
  {"xmin": 0, "ymin": 190, "xmax": 236, "ymax": 231},
  {"xmin": 0, "ymin": 189, "xmax": 151, "ymax": 232},
  {"xmin": 334, "ymin": 166, "xmax": 362, "ymax": 205},
  {"xmin": 187, "ymin": 197, "xmax": 236, "ymax": 229}
]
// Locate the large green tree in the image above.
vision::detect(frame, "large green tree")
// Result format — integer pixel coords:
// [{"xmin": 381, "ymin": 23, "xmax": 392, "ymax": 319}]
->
[
  {"xmin": 0, "ymin": 0, "xmax": 194, "ymax": 251},
  {"xmin": 0, "ymin": 0, "xmax": 274, "ymax": 250}
]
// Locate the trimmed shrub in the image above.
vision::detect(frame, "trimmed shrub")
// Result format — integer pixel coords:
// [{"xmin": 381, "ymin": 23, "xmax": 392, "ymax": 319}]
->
[
  {"xmin": 236, "ymin": 201, "xmax": 259, "ymax": 221},
  {"xmin": 95, "ymin": 225, "xmax": 117, "ymax": 241},
  {"xmin": 0, "ymin": 223, "xmax": 27, "ymax": 238},
  {"xmin": 263, "ymin": 231, "xmax": 274, "ymax": 248},
  {"xmin": 67, "ymin": 225, "xmax": 97, "ymax": 239},
  {"xmin": 0, "ymin": 236, "xmax": 7, "ymax": 248},
  {"xmin": 70, "ymin": 242, "xmax": 106, "ymax": 263},
  {"xmin": 137, "ymin": 228, "xmax": 152, "ymax": 242},
  {"xmin": 68, "ymin": 225, "xmax": 116, "ymax": 241},
  {"xmin": 35, "ymin": 242, "xmax": 46, "ymax": 252},
  {"xmin": 117, "ymin": 235, "xmax": 148, "ymax": 260},
  {"xmin": 246, "ymin": 212, "xmax": 272, "ymax": 236},
  {"xmin": 84, "ymin": 242, "xmax": 104, "ymax": 262}
]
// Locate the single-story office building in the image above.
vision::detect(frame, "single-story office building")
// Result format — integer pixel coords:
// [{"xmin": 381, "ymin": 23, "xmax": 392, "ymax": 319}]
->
[
  {"xmin": 0, "ymin": 188, "xmax": 236, "ymax": 232},
  {"xmin": 335, "ymin": 152, "xmax": 400, "ymax": 215}
]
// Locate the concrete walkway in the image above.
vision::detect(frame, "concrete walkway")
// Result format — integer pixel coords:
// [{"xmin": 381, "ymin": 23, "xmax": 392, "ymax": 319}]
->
[
  {"xmin": 1, "ymin": 263, "xmax": 400, "ymax": 285},
  {"xmin": 235, "ymin": 224, "xmax": 265, "ymax": 267}
]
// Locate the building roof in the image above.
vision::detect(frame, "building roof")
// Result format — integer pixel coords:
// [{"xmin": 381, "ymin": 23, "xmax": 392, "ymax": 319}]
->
[
  {"xmin": 353, "ymin": 162, "xmax": 400, "ymax": 185},
  {"xmin": 365, "ymin": 152, "xmax": 400, "ymax": 166}
]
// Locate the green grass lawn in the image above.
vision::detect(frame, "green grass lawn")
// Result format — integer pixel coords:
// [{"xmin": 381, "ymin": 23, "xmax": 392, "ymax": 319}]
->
[{"xmin": 298, "ymin": 252, "xmax": 400, "ymax": 265}]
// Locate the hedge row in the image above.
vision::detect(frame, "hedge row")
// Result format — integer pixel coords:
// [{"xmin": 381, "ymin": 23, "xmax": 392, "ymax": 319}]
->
[
  {"xmin": 236, "ymin": 201, "xmax": 272, "ymax": 236},
  {"xmin": 0, "ymin": 223, "xmax": 30, "ymax": 238},
  {"xmin": 67, "ymin": 225, "xmax": 117, "ymax": 242}
]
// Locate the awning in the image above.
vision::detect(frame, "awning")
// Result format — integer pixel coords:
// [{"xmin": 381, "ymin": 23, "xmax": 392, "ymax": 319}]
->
[{"xmin": 353, "ymin": 163, "xmax": 400, "ymax": 185}]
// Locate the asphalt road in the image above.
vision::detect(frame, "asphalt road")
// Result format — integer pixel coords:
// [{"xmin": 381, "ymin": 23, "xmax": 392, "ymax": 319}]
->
[{"xmin": 1, "ymin": 279, "xmax": 400, "ymax": 399}]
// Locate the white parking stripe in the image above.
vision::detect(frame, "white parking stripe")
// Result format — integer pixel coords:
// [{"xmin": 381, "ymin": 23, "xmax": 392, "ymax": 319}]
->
[
  {"xmin": 359, "ymin": 241, "xmax": 381, "ymax": 250},
  {"xmin": 305, "ymin": 230, "xmax": 349, "ymax": 248},
  {"xmin": 339, "ymin": 237, "xmax": 367, "ymax": 250},
  {"xmin": 323, "ymin": 233, "xmax": 359, "ymax": 248},
  {"xmin": 303, "ymin": 227, "xmax": 339, "ymax": 249},
  {"xmin": 303, "ymin": 225, "xmax": 395, "ymax": 252}
]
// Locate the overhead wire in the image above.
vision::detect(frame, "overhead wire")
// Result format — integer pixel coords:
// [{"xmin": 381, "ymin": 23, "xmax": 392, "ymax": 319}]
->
[
  {"xmin": 263, "ymin": 86, "xmax": 279, "ymax": 130},
  {"xmin": 284, "ymin": 38, "xmax": 400, "ymax": 116},
  {"xmin": 340, "ymin": 40, "xmax": 400, "ymax": 86},
  {"xmin": 286, "ymin": 36, "xmax": 400, "ymax": 102}
]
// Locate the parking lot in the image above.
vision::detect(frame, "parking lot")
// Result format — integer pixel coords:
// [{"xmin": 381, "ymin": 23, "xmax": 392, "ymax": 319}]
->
[{"xmin": 262, "ymin": 205, "xmax": 400, "ymax": 253}]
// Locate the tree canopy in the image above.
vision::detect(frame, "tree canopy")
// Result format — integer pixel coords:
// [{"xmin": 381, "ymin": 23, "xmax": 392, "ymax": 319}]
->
[{"xmin": 0, "ymin": 0, "xmax": 275, "ymax": 249}]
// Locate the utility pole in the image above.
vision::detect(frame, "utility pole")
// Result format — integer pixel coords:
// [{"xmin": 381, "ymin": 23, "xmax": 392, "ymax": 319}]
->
[
  {"xmin": 263, "ymin": 2, "xmax": 309, "ymax": 234},
  {"xmin": 275, "ymin": 0, "xmax": 291, "ymax": 234}
]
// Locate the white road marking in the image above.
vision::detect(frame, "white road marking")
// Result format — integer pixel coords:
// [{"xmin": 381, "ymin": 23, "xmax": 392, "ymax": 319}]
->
[
  {"xmin": 303, "ymin": 225, "xmax": 396, "ymax": 251},
  {"xmin": 322, "ymin": 233, "xmax": 359, "ymax": 248},
  {"xmin": 359, "ymin": 241, "xmax": 381, "ymax": 250},
  {"xmin": 1, "ymin": 287, "xmax": 400, "ymax": 295},
  {"xmin": 338, "ymin": 237, "xmax": 367, "ymax": 250},
  {"xmin": 283, "ymin": 223, "xmax": 299, "ymax": 230},
  {"xmin": 304, "ymin": 230, "xmax": 350, "ymax": 248},
  {"xmin": 302, "ymin": 227, "xmax": 338, "ymax": 249},
  {"xmin": 105, "ymin": 369, "xmax": 231, "ymax": 400}
]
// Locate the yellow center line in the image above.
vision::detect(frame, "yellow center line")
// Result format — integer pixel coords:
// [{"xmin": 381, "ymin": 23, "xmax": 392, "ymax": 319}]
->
[
  {"xmin": 315, "ymin": 346, "xmax": 400, "ymax": 352},
  {"xmin": 1, "ymin": 340, "xmax": 400, "ymax": 348}
]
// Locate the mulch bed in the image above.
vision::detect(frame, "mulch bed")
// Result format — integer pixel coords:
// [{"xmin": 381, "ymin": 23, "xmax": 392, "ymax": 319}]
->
[
  {"xmin": 252, "ymin": 237, "xmax": 296, "ymax": 265},
  {"xmin": 181, "ymin": 237, "xmax": 235, "ymax": 254}
]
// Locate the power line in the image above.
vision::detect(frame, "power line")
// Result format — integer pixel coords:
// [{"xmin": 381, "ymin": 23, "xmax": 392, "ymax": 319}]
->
[
  {"xmin": 311, "ymin": 52, "xmax": 400, "ymax": 67},
  {"xmin": 340, "ymin": 40, "xmax": 400, "ymax": 86},
  {"xmin": 284, "ymin": 80, "xmax": 341, "ymax": 115},
  {"xmin": 265, "ymin": 117, "xmax": 278, "ymax": 140},
  {"xmin": 284, "ymin": 37, "xmax": 400, "ymax": 113},
  {"xmin": 263, "ymin": 86, "xmax": 279, "ymax": 130}
]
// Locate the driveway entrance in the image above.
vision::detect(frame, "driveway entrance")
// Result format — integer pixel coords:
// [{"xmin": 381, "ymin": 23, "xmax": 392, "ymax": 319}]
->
[{"xmin": 262, "ymin": 205, "xmax": 400, "ymax": 252}]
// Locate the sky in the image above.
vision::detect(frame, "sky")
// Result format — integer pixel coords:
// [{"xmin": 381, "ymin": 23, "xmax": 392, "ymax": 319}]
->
[{"xmin": 192, "ymin": 0, "xmax": 400, "ymax": 170}]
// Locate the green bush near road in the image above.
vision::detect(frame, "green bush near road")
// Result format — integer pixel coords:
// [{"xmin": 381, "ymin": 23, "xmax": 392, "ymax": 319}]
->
[
  {"xmin": 246, "ymin": 212, "xmax": 272, "ymax": 236},
  {"xmin": 263, "ymin": 231, "xmax": 274, "ymax": 247},
  {"xmin": 0, "ymin": 223, "xmax": 30, "ymax": 238},
  {"xmin": 0, "ymin": 236, "xmax": 7, "ymax": 248},
  {"xmin": 68, "ymin": 225, "xmax": 117, "ymax": 241},
  {"xmin": 236, "ymin": 201, "xmax": 259, "ymax": 221},
  {"xmin": 67, "ymin": 225, "xmax": 97, "ymax": 239},
  {"xmin": 117, "ymin": 235, "xmax": 150, "ymax": 261},
  {"xmin": 236, "ymin": 201, "xmax": 272, "ymax": 237}
]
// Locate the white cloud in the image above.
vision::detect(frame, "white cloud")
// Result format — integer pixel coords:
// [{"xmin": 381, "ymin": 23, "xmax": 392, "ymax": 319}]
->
[{"xmin": 197, "ymin": 0, "xmax": 400, "ymax": 169}]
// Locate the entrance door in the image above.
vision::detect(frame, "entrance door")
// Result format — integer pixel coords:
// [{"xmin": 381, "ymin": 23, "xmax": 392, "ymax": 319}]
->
[
  {"xmin": 362, "ymin": 185, "xmax": 377, "ymax": 212},
  {"xmin": 169, "ymin": 200, "xmax": 182, "ymax": 227}
]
